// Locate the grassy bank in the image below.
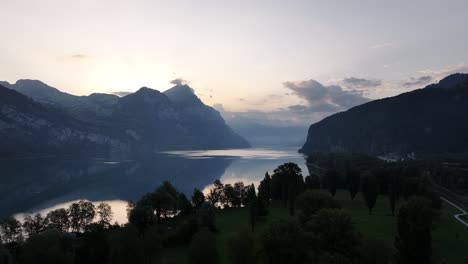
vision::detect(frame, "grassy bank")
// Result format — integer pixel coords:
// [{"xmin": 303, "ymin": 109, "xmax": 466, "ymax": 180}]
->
[{"xmin": 161, "ymin": 190, "xmax": 468, "ymax": 264}]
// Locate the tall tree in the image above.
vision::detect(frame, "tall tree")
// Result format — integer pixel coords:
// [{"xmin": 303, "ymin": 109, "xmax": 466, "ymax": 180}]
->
[
  {"xmin": 0, "ymin": 217, "xmax": 22, "ymax": 243},
  {"xmin": 395, "ymin": 197, "xmax": 435, "ymax": 264},
  {"xmin": 46, "ymin": 208, "xmax": 70, "ymax": 232},
  {"xmin": 258, "ymin": 172, "xmax": 272, "ymax": 203},
  {"xmin": 96, "ymin": 203, "xmax": 113, "ymax": 227},
  {"xmin": 304, "ymin": 174, "xmax": 321, "ymax": 190},
  {"xmin": 247, "ymin": 184, "xmax": 257, "ymax": 232},
  {"xmin": 346, "ymin": 169, "xmax": 360, "ymax": 200},
  {"xmin": 325, "ymin": 169, "xmax": 339, "ymax": 197},
  {"xmin": 22, "ymin": 214, "xmax": 47, "ymax": 237},
  {"xmin": 361, "ymin": 173, "xmax": 379, "ymax": 215},
  {"xmin": 207, "ymin": 179, "xmax": 224, "ymax": 208},
  {"xmin": 296, "ymin": 191, "xmax": 341, "ymax": 224},
  {"xmin": 191, "ymin": 188, "xmax": 205, "ymax": 209},
  {"xmin": 68, "ymin": 200, "xmax": 96, "ymax": 232},
  {"xmin": 271, "ymin": 163, "xmax": 304, "ymax": 211}
]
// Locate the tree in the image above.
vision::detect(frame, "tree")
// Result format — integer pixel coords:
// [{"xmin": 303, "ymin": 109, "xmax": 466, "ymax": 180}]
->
[
  {"xmin": 258, "ymin": 172, "xmax": 272, "ymax": 203},
  {"xmin": 306, "ymin": 209, "xmax": 361, "ymax": 262},
  {"xmin": 296, "ymin": 190, "xmax": 341, "ymax": 224},
  {"xmin": 361, "ymin": 173, "xmax": 379, "ymax": 214},
  {"xmin": 248, "ymin": 184, "xmax": 257, "ymax": 232},
  {"xmin": 19, "ymin": 229, "xmax": 73, "ymax": 264},
  {"xmin": 389, "ymin": 174, "xmax": 400, "ymax": 216},
  {"xmin": 223, "ymin": 184, "xmax": 237, "ymax": 208},
  {"xmin": 260, "ymin": 219, "xmax": 306, "ymax": 264},
  {"xmin": 360, "ymin": 238, "xmax": 391, "ymax": 264},
  {"xmin": 234, "ymin": 182, "xmax": 247, "ymax": 207},
  {"xmin": 96, "ymin": 203, "xmax": 113, "ymax": 227},
  {"xmin": 270, "ymin": 163, "xmax": 303, "ymax": 205},
  {"xmin": 179, "ymin": 193, "xmax": 194, "ymax": 215},
  {"xmin": 395, "ymin": 197, "xmax": 435, "ymax": 264},
  {"xmin": 108, "ymin": 226, "xmax": 144, "ymax": 264},
  {"xmin": 304, "ymin": 174, "xmax": 321, "ymax": 190},
  {"xmin": 142, "ymin": 225, "xmax": 162, "ymax": 264},
  {"xmin": 189, "ymin": 228, "xmax": 219, "ymax": 264},
  {"xmin": 325, "ymin": 169, "xmax": 339, "ymax": 197},
  {"xmin": 227, "ymin": 230, "xmax": 257, "ymax": 264},
  {"xmin": 151, "ymin": 181, "xmax": 180, "ymax": 220},
  {"xmin": 207, "ymin": 179, "xmax": 224, "ymax": 207},
  {"xmin": 346, "ymin": 169, "xmax": 360, "ymax": 200},
  {"xmin": 197, "ymin": 202, "xmax": 217, "ymax": 232},
  {"xmin": 192, "ymin": 188, "xmax": 205, "ymax": 209},
  {"xmin": 22, "ymin": 214, "xmax": 47, "ymax": 237},
  {"xmin": 68, "ymin": 200, "xmax": 96, "ymax": 232},
  {"xmin": 46, "ymin": 208, "xmax": 70, "ymax": 232},
  {"xmin": 0, "ymin": 217, "xmax": 22, "ymax": 243},
  {"xmin": 128, "ymin": 204, "xmax": 154, "ymax": 233}
]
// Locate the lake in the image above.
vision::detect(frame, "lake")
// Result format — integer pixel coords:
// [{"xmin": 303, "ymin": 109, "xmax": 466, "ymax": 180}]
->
[{"xmin": 1, "ymin": 148, "xmax": 308, "ymax": 223}]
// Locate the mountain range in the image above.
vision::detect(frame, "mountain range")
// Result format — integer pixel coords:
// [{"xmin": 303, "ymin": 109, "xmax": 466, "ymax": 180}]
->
[
  {"xmin": 301, "ymin": 73, "xmax": 468, "ymax": 155},
  {"xmin": 0, "ymin": 80, "xmax": 249, "ymax": 157}
]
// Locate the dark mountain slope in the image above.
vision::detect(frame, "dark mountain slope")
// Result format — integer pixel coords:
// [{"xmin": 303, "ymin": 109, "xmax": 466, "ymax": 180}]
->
[
  {"xmin": 0, "ymin": 85, "xmax": 126, "ymax": 156},
  {"xmin": 301, "ymin": 73, "xmax": 468, "ymax": 155}
]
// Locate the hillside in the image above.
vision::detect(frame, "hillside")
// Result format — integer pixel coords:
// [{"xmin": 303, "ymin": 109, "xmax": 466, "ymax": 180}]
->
[
  {"xmin": 0, "ymin": 81, "xmax": 249, "ymax": 156},
  {"xmin": 301, "ymin": 73, "xmax": 468, "ymax": 155}
]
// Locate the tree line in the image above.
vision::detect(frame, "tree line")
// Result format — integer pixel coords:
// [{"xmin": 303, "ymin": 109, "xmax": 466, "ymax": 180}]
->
[{"xmin": 0, "ymin": 161, "xmax": 447, "ymax": 264}]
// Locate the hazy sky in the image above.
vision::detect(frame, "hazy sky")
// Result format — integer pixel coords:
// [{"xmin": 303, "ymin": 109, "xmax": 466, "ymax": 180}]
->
[{"xmin": 1, "ymin": 0, "xmax": 468, "ymax": 115}]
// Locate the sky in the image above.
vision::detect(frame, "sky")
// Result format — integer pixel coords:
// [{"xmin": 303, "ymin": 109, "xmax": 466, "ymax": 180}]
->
[{"xmin": 1, "ymin": 0, "xmax": 468, "ymax": 124}]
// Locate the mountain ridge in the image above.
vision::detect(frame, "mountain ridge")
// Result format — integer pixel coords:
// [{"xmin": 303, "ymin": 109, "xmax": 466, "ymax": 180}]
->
[{"xmin": 301, "ymin": 73, "xmax": 468, "ymax": 155}]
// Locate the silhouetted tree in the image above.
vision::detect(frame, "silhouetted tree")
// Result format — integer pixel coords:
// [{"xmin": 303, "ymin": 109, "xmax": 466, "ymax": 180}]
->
[
  {"xmin": 0, "ymin": 217, "xmax": 22, "ymax": 243},
  {"xmin": 19, "ymin": 229, "xmax": 73, "ymax": 264},
  {"xmin": 296, "ymin": 190, "xmax": 341, "ymax": 224},
  {"xmin": 207, "ymin": 179, "xmax": 224, "ymax": 207},
  {"xmin": 346, "ymin": 169, "xmax": 360, "ymax": 200},
  {"xmin": 270, "ymin": 163, "xmax": 303, "ymax": 205},
  {"xmin": 197, "ymin": 202, "xmax": 217, "ymax": 232},
  {"xmin": 260, "ymin": 219, "xmax": 306, "ymax": 264},
  {"xmin": 192, "ymin": 188, "xmax": 206, "ymax": 209},
  {"xmin": 223, "ymin": 184, "xmax": 236, "ymax": 208},
  {"xmin": 68, "ymin": 200, "xmax": 96, "ymax": 232},
  {"xmin": 234, "ymin": 181, "xmax": 248, "ymax": 207},
  {"xmin": 128, "ymin": 204, "xmax": 154, "ymax": 233},
  {"xmin": 227, "ymin": 229, "xmax": 257, "ymax": 264},
  {"xmin": 360, "ymin": 238, "xmax": 391, "ymax": 264},
  {"xmin": 189, "ymin": 228, "xmax": 219, "ymax": 264},
  {"xmin": 179, "ymin": 193, "xmax": 194, "ymax": 215},
  {"xmin": 304, "ymin": 174, "xmax": 321, "ymax": 190},
  {"xmin": 325, "ymin": 169, "xmax": 339, "ymax": 197},
  {"xmin": 361, "ymin": 173, "xmax": 379, "ymax": 214},
  {"xmin": 307, "ymin": 209, "xmax": 360, "ymax": 262},
  {"xmin": 45, "ymin": 208, "xmax": 70, "ymax": 232},
  {"xmin": 108, "ymin": 226, "xmax": 144, "ymax": 264},
  {"xmin": 258, "ymin": 172, "xmax": 272, "ymax": 203},
  {"xmin": 395, "ymin": 197, "xmax": 435, "ymax": 264},
  {"xmin": 96, "ymin": 203, "xmax": 113, "ymax": 227},
  {"xmin": 22, "ymin": 214, "xmax": 47, "ymax": 237},
  {"xmin": 248, "ymin": 184, "xmax": 257, "ymax": 232}
]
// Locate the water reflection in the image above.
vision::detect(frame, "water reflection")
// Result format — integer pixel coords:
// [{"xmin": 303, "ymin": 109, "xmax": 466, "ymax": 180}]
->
[{"xmin": 2, "ymin": 148, "xmax": 307, "ymax": 222}]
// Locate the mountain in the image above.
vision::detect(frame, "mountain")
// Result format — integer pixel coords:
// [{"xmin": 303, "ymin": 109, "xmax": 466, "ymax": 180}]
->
[
  {"xmin": 0, "ymin": 81, "xmax": 249, "ymax": 156},
  {"xmin": 301, "ymin": 73, "xmax": 468, "ymax": 155},
  {"xmin": 0, "ymin": 84, "xmax": 126, "ymax": 156}
]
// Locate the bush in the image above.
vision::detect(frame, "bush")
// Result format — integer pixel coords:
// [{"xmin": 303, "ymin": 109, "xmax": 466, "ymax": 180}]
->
[
  {"xmin": 227, "ymin": 229, "xmax": 257, "ymax": 264},
  {"xmin": 295, "ymin": 190, "xmax": 341, "ymax": 224},
  {"xmin": 189, "ymin": 228, "xmax": 219, "ymax": 264}
]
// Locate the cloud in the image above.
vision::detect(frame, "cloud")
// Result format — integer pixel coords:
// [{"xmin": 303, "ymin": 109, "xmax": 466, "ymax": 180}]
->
[
  {"xmin": 284, "ymin": 79, "xmax": 370, "ymax": 112},
  {"xmin": 369, "ymin": 42, "xmax": 393, "ymax": 49},
  {"xmin": 402, "ymin": 76, "xmax": 433, "ymax": 87},
  {"xmin": 342, "ymin": 77, "xmax": 382, "ymax": 89},
  {"xmin": 170, "ymin": 78, "xmax": 188, "ymax": 85},
  {"xmin": 70, "ymin": 54, "xmax": 88, "ymax": 59},
  {"xmin": 417, "ymin": 63, "xmax": 468, "ymax": 80},
  {"xmin": 113, "ymin": 91, "xmax": 132, "ymax": 97}
]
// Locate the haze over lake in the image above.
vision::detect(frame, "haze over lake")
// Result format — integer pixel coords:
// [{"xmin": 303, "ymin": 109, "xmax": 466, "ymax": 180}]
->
[{"xmin": 3, "ymin": 148, "xmax": 308, "ymax": 223}]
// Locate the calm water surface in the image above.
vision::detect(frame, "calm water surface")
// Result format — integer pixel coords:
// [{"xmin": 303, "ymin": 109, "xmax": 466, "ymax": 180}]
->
[{"xmin": 2, "ymin": 148, "xmax": 308, "ymax": 223}]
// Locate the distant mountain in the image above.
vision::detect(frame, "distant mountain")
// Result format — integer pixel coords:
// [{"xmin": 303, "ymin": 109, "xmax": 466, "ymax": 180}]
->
[
  {"xmin": 301, "ymin": 73, "xmax": 468, "ymax": 155},
  {"xmin": 0, "ymin": 81, "xmax": 249, "ymax": 156},
  {"xmin": 0, "ymin": 85, "xmax": 126, "ymax": 156}
]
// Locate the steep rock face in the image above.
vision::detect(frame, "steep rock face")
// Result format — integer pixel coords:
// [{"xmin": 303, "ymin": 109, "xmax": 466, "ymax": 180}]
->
[
  {"xmin": 301, "ymin": 73, "xmax": 468, "ymax": 155},
  {"xmin": 0, "ymin": 85, "xmax": 127, "ymax": 156},
  {"xmin": 164, "ymin": 85, "xmax": 250, "ymax": 149},
  {"xmin": 0, "ymin": 81, "xmax": 249, "ymax": 156}
]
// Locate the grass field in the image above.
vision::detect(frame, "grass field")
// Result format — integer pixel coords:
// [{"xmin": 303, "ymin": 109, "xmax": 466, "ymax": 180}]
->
[{"xmin": 161, "ymin": 190, "xmax": 468, "ymax": 264}]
